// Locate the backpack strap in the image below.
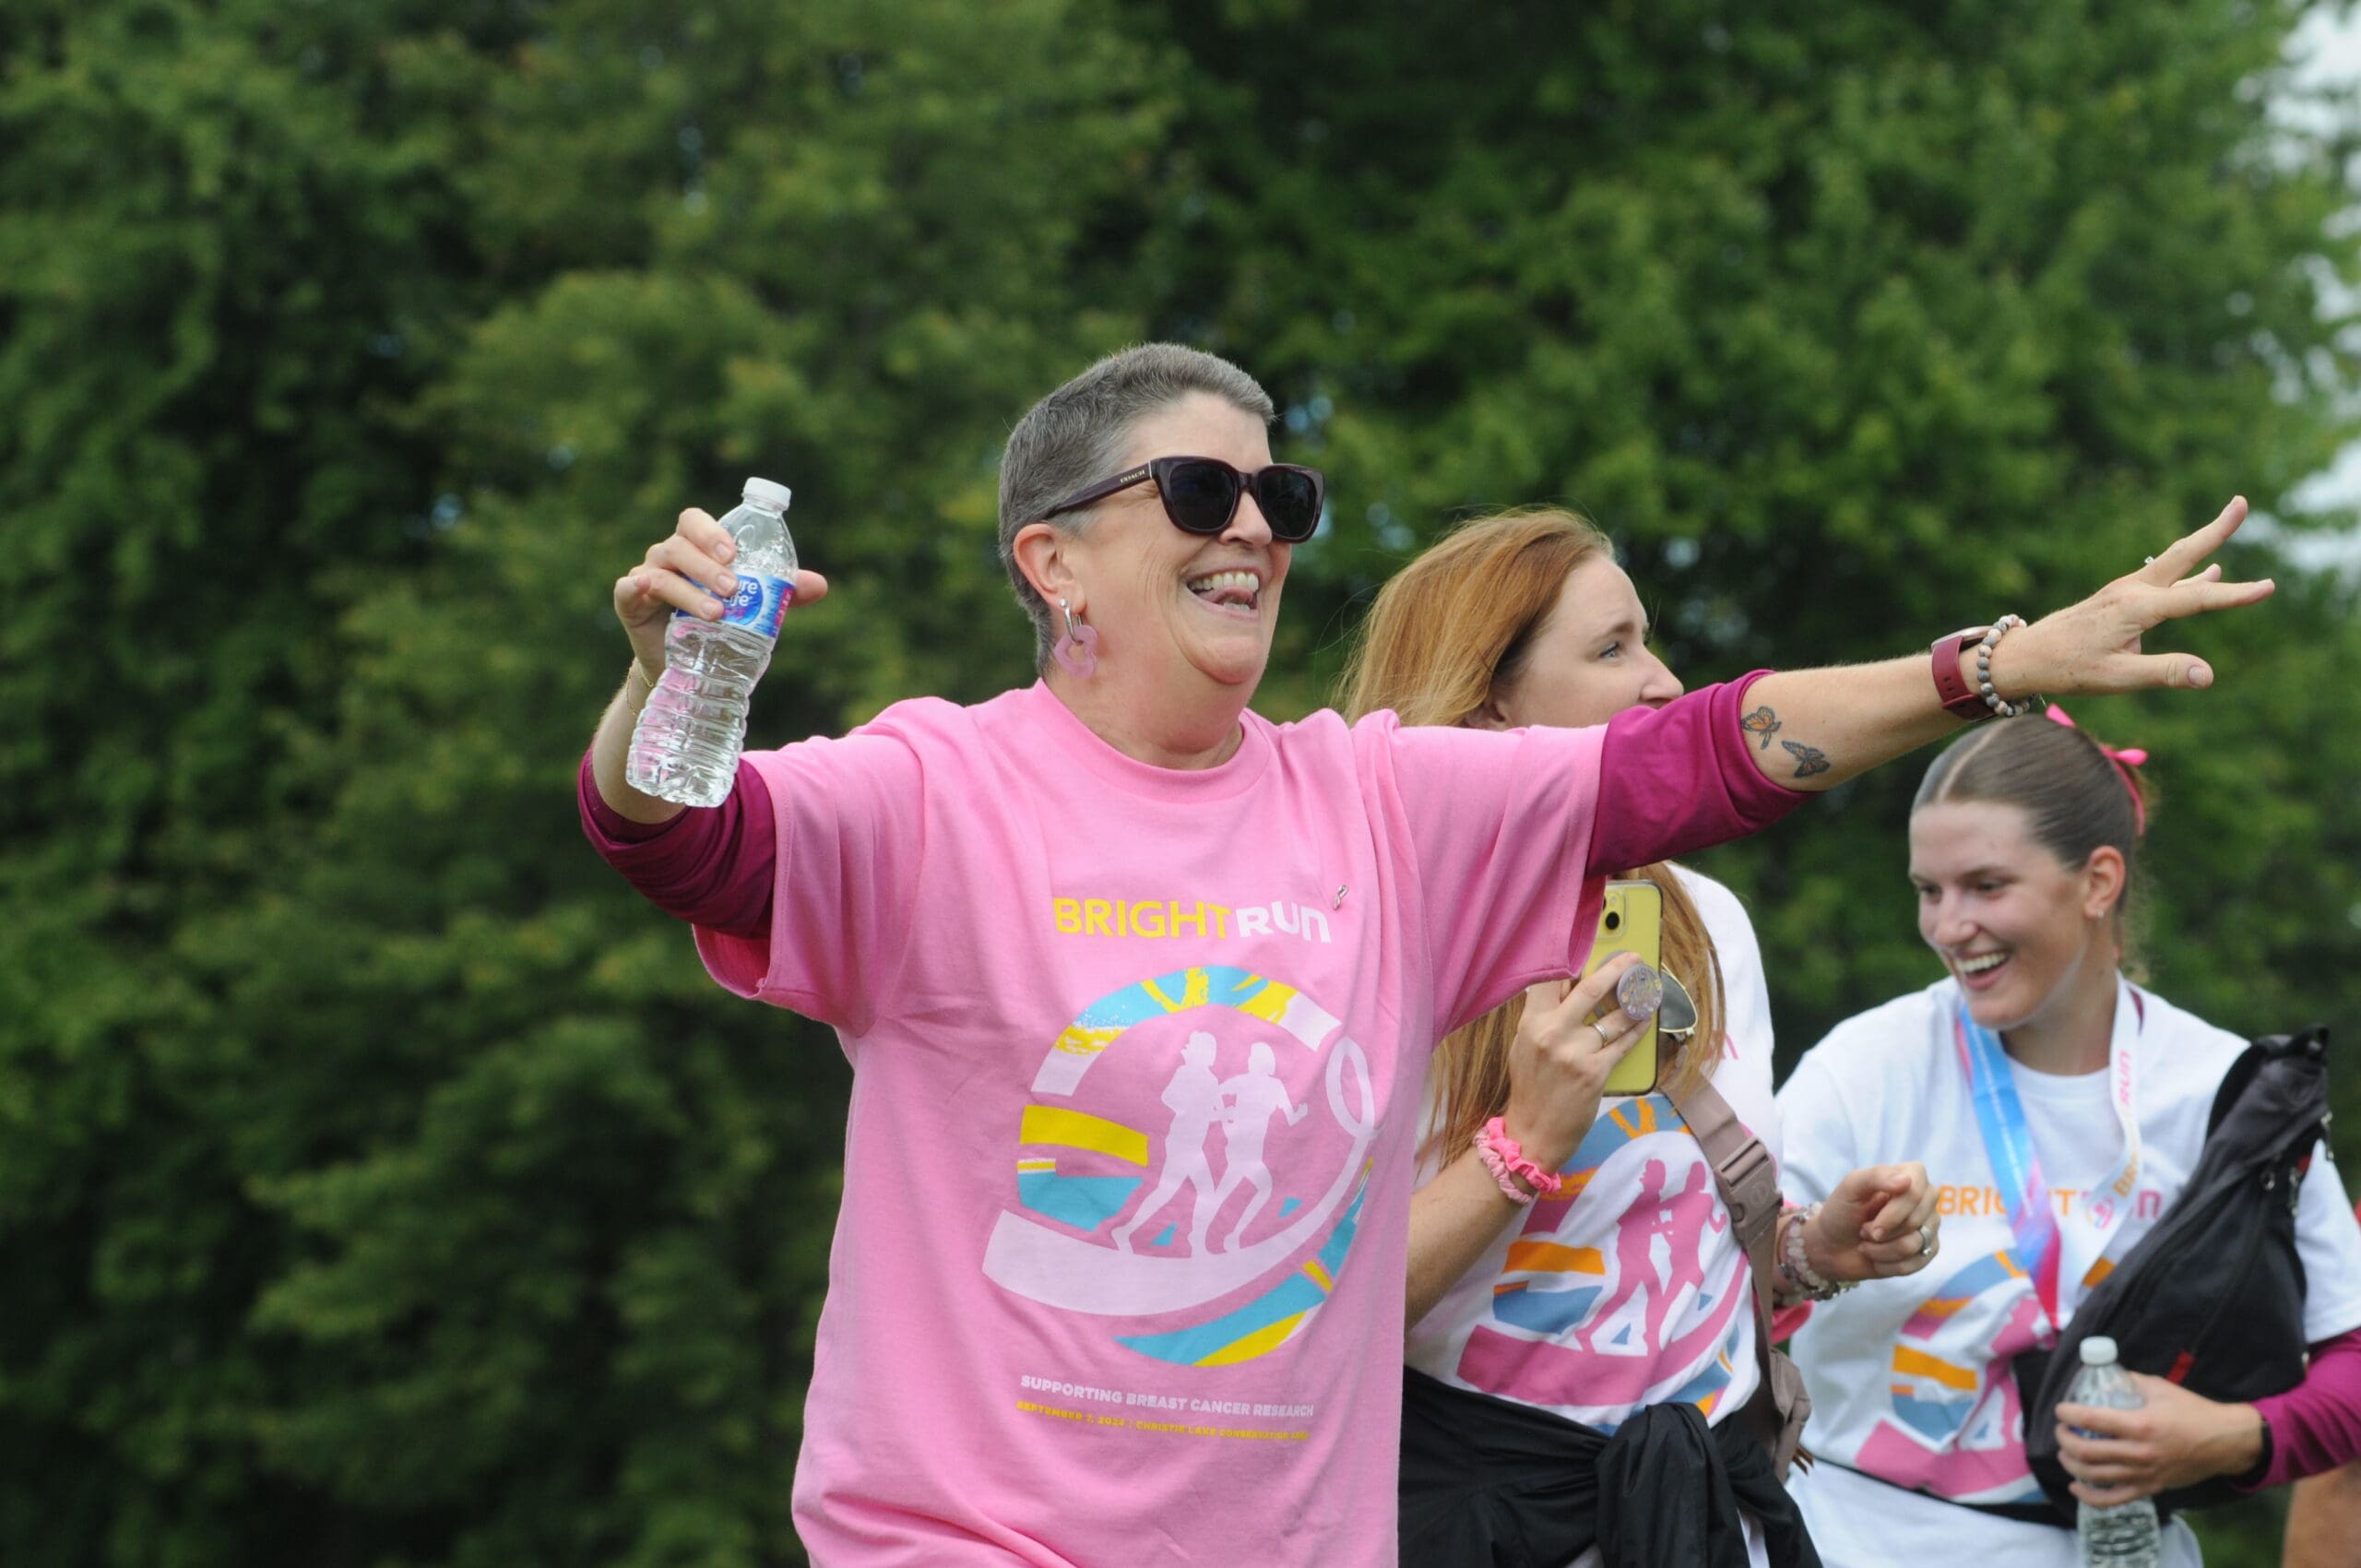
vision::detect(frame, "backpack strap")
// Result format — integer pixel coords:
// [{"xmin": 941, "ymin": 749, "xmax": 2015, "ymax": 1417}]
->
[{"xmin": 1664, "ymin": 1072, "xmax": 1811, "ymax": 1476}]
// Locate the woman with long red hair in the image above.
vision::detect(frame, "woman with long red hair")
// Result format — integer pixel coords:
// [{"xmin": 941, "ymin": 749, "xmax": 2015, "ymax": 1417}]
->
[{"xmin": 1343, "ymin": 510, "xmax": 1938, "ymax": 1568}]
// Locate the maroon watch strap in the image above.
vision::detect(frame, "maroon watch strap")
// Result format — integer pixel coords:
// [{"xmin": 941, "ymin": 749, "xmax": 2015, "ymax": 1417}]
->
[{"xmin": 1930, "ymin": 626, "xmax": 1993, "ymax": 721}]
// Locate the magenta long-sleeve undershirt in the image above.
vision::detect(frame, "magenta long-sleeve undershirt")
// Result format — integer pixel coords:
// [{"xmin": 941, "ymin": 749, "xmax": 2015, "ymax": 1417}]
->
[
  {"xmin": 2248, "ymin": 1327, "xmax": 2361, "ymax": 1489},
  {"xmin": 578, "ymin": 671, "xmax": 1801, "ymax": 940}
]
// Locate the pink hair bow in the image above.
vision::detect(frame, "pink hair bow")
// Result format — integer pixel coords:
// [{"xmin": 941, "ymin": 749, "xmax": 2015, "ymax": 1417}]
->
[{"xmin": 2045, "ymin": 704, "xmax": 2149, "ymax": 833}]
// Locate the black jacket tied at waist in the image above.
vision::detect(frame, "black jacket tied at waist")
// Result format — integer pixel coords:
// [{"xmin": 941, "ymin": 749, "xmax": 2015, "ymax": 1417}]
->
[{"xmin": 1399, "ymin": 1368, "xmax": 1821, "ymax": 1568}]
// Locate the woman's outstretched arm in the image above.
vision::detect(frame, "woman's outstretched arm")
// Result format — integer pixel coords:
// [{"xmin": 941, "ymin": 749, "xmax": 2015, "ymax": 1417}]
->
[{"xmin": 1729, "ymin": 497, "xmax": 2269, "ymax": 791}]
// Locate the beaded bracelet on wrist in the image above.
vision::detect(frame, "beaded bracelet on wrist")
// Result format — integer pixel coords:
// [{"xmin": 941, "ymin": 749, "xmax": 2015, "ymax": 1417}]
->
[
  {"xmin": 1777, "ymin": 1201, "xmax": 1857, "ymax": 1301},
  {"xmin": 1973, "ymin": 615, "xmax": 2028, "ymax": 719}
]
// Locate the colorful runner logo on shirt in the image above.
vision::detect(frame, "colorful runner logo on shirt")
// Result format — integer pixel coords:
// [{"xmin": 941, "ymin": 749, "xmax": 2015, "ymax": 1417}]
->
[
  {"xmin": 1456, "ymin": 1094, "xmax": 1750, "ymax": 1421},
  {"xmin": 1854, "ymin": 1245, "xmax": 2052, "ymax": 1503},
  {"xmin": 981, "ymin": 965, "xmax": 1377, "ymax": 1367}
]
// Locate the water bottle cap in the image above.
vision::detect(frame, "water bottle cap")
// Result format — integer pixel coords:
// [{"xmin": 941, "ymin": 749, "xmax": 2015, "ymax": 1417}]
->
[
  {"xmin": 2080, "ymin": 1336, "xmax": 2119, "ymax": 1366},
  {"xmin": 741, "ymin": 477, "xmax": 793, "ymax": 512}
]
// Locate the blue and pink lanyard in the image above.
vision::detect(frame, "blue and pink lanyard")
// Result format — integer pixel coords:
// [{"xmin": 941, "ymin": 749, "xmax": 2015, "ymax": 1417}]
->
[{"xmin": 1952, "ymin": 986, "xmax": 2143, "ymax": 1336}]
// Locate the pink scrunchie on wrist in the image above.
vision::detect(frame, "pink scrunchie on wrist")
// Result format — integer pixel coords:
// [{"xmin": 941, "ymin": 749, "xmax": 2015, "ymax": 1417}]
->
[{"xmin": 1475, "ymin": 1117, "xmax": 1564, "ymax": 1204}]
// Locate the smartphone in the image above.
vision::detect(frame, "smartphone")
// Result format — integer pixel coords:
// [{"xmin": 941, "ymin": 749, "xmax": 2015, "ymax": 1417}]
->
[{"xmin": 1584, "ymin": 879, "xmax": 1664, "ymax": 1097}]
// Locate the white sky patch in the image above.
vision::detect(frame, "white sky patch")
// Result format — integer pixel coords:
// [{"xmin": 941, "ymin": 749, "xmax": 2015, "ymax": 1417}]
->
[{"xmin": 2261, "ymin": 7, "xmax": 2361, "ymax": 575}]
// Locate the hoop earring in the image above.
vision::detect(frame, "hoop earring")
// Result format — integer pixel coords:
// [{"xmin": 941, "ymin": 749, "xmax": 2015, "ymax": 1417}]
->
[{"xmin": 1051, "ymin": 597, "xmax": 1098, "ymax": 678}]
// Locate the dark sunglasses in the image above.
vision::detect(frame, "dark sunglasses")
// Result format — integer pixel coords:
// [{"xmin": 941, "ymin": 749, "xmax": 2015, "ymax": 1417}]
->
[{"xmin": 1039, "ymin": 456, "xmax": 1326, "ymax": 543}]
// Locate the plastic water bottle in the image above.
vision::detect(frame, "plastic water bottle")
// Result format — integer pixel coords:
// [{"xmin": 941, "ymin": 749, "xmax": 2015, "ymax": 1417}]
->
[
  {"xmin": 626, "ymin": 478, "xmax": 796, "ymax": 807},
  {"xmin": 2070, "ymin": 1337, "xmax": 2160, "ymax": 1568}
]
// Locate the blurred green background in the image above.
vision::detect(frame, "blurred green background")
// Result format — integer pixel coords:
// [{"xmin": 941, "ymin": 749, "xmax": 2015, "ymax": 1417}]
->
[{"xmin": 6, "ymin": 0, "xmax": 2360, "ymax": 1562}]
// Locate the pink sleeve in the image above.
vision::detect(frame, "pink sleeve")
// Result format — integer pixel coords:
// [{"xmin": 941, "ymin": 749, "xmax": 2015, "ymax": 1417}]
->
[
  {"xmin": 1589, "ymin": 671, "xmax": 1809, "ymax": 873},
  {"xmin": 1366, "ymin": 718, "xmax": 1609, "ymax": 1036},
  {"xmin": 2247, "ymin": 1328, "xmax": 2361, "ymax": 1489},
  {"xmin": 577, "ymin": 752, "xmax": 777, "ymax": 939},
  {"xmin": 691, "ymin": 729, "xmax": 927, "ymax": 1035}
]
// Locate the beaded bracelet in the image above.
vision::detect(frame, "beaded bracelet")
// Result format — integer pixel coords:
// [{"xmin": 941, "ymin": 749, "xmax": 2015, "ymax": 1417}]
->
[
  {"xmin": 1474, "ymin": 1118, "xmax": 1563, "ymax": 1205},
  {"xmin": 1777, "ymin": 1202, "xmax": 1856, "ymax": 1301},
  {"xmin": 1973, "ymin": 615, "xmax": 2028, "ymax": 719}
]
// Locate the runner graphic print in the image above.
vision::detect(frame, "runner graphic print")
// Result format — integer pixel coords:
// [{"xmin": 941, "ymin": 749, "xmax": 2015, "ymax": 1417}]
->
[
  {"xmin": 984, "ymin": 965, "xmax": 1378, "ymax": 1368},
  {"xmin": 1454, "ymin": 1093, "xmax": 1753, "ymax": 1424}
]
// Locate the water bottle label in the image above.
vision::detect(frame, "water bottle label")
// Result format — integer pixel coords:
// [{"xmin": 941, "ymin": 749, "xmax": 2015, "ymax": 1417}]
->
[{"xmin": 679, "ymin": 571, "xmax": 792, "ymax": 638}]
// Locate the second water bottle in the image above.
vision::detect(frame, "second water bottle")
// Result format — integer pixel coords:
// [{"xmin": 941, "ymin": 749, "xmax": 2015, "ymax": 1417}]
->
[{"xmin": 2070, "ymin": 1336, "xmax": 2161, "ymax": 1568}]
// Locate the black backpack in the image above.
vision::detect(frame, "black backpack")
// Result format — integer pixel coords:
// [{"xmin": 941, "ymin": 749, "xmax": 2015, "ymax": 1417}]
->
[{"xmin": 2014, "ymin": 1024, "xmax": 2330, "ymax": 1521}]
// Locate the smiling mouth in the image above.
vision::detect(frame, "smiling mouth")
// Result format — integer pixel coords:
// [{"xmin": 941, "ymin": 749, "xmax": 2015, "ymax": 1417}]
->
[
  {"xmin": 1955, "ymin": 951, "xmax": 2011, "ymax": 985},
  {"xmin": 1186, "ymin": 568, "xmax": 1262, "ymax": 614}
]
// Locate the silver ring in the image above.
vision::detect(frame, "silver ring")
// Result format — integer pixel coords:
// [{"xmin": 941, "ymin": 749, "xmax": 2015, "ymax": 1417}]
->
[
  {"xmin": 2143, "ymin": 555, "xmax": 2156, "ymax": 566},
  {"xmin": 1589, "ymin": 1020, "xmax": 1613, "ymax": 1049},
  {"xmin": 1917, "ymin": 1224, "xmax": 1936, "ymax": 1258}
]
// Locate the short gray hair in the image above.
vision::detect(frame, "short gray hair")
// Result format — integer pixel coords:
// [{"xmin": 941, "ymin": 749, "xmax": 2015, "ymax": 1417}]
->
[{"xmin": 998, "ymin": 344, "xmax": 1277, "ymax": 665}]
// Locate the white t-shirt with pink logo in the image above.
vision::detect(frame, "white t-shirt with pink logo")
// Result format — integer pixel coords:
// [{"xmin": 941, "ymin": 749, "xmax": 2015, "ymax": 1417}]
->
[
  {"xmin": 697, "ymin": 682, "xmax": 1608, "ymax": 1567},
  {"xmin": 1777, "ymin": 978, "xmax": 2361, "ymax": 1568},
  {"xmin": 1406, "ymin": 867, "xmax": 1781, "ymax": 1568}
]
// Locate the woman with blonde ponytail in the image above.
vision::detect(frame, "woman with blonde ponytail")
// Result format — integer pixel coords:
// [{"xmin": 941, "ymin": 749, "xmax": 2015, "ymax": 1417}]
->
[{"xmin": 1345, "ymin": 511, "xmax": 1937, "ymax": 1568}]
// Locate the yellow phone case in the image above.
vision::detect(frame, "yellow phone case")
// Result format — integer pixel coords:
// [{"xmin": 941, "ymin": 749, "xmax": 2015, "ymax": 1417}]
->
[{"xmin": 1584, "ymin": 879, "xmax": 1664, "ymax": 1097}]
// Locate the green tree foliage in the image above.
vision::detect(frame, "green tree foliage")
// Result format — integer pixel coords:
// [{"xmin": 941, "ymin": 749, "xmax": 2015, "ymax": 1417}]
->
[
  {"xmin": 0, "ymin": 2, "xmax": 527, "ymax": 1559},
  {"xmin": 1, "ymin": 0, "xmax": 2355, "ymax": 1562},
  {"xmin": 2, "ymin": 2, "xmax": 1165, "ymax": 1562},
  {"xmin": 1137, "ymin": 0, "xmax": 2361, "ymax": 1052}
]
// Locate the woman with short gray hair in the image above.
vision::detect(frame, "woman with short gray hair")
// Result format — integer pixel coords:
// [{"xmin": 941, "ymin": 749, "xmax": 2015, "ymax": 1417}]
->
[{"xmin": 580, "ymin": 342, "xmax": 2269, "ymax": 1566}]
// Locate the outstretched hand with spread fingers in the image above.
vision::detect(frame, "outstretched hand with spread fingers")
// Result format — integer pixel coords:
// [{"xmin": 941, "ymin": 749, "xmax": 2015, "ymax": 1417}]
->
[{"xmin": 1992, "ymin": 497, "xmax": 2274, "ymax": 699}]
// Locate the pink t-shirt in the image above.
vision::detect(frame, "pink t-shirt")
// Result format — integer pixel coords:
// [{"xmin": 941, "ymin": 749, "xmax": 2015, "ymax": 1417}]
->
[{"xmin": 697, "ymin": 681, "xmax": 1607, "ymax": 1566}]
